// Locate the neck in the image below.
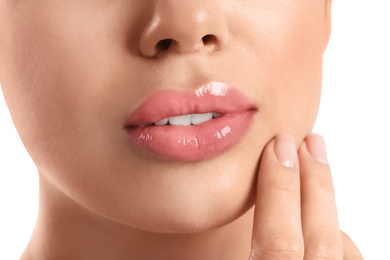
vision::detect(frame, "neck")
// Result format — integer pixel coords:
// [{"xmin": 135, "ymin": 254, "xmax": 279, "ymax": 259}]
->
[{"xmin": 21, "ymin": 174, "xmax": 254, "ymax": 260}]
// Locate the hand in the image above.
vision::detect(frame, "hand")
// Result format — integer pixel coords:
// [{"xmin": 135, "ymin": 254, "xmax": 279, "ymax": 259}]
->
[{"xmin": 249, "ymin": 134, "xmax": 363, "ymax": 259}]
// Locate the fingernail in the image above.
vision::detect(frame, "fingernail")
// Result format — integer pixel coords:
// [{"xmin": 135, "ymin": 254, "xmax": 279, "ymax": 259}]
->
[
  {"xmin": 274, "ymin": 134, "xmax": 297, "ymax": 168},
  {"xmin": 306, "ymin": 134, "xmax": 329, "ymax": 165}
]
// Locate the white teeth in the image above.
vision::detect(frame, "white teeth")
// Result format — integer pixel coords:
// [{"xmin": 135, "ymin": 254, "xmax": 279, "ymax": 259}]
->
[
  {"xmin": 169, "ymin": 114, "xmax": 192, "ymax": 126},
  {"xmin": 154, "ymin": 118, "xmax": 168, "ymax": 126},
  {"xmin": 154, "ymin": 112, "xmax": 222, "ymax": 126},
  {"xmin": 191, "ymin": 113, "xmax": 213, "ymax": 125}
]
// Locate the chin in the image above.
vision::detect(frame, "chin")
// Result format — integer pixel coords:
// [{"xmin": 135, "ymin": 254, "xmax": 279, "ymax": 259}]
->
[{"xmin": 89, "ymin": 159, "xmax": 258, "ymax": 234}]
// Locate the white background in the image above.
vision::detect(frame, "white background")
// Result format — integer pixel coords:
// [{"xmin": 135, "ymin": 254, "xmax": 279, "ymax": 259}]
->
[{"xmin": 1, "ymin": 1, "xmax": 389, "ymax": 259}]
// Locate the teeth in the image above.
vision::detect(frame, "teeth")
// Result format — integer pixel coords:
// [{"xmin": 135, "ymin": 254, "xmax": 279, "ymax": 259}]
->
[
  {"xmin": 154, "ymin": 112, "xmax": 222, "ymax": 126},
  {"xmin": 191, "ymin": 113, "xmax": 213, "ymax": 125},
  {"xmin": 154, "ymin": 118, "xmax": 169, "ymax": 126},
  {"xmin": 169, "ymin": 114, "xmax": 192, "ymax": 126}
]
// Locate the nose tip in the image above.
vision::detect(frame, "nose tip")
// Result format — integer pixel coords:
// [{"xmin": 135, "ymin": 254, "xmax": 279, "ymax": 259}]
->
[{"xmin": 138, "ymin": 2, "xmax": 229, "ymax": 58}]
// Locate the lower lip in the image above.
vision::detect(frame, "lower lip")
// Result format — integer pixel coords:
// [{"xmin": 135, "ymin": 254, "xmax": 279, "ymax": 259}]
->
[{"xmin": 126, "ymin": 111, "xmax": 255, "ymax": 161}]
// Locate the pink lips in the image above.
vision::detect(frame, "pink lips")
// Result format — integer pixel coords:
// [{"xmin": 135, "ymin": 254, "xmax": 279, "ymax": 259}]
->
[{"xmin": 126, "ymin": 82, "xmax": 257, "ymax": 161}]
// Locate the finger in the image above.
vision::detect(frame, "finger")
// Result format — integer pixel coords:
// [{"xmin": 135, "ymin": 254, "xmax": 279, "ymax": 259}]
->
[
  {"xmin": 250, "ymin": 134, "xmax": 304, "ymax": 259},
  {"xmin": 341, "ymin": 231, "xmax": 364, "ymax": 260},
  {"xmin": 299, "ymin": 134, "xmax": 343, "ymax": 260}
]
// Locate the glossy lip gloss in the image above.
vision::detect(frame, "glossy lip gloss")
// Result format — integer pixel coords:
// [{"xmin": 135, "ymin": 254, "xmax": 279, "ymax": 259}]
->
[{"xmin": 125, "ymin": 82, "xmax": 257, "ymax": 161}]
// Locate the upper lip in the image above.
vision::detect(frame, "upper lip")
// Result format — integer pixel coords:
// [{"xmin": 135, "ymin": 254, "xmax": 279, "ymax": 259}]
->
[{"xmin": 126, "ymin": 81, "xmax": 257, "ymax": 127}]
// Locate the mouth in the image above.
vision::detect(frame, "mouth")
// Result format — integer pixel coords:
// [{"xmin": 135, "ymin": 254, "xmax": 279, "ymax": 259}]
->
[{"xmin": 125, "ymin": 82, "xmax": 257, "ymax": 161}]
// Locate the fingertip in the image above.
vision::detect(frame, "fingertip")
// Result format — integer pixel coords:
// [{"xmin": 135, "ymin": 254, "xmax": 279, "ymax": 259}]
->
[
  {"xmin": 274, "ymin": 134, "xmax": 297, "ymax": 168},
  {"xmin": 302, "ymin": 133, "xmax": 329, "ymax": 165},
  {"xmin": 341, "ymin": 231, "xmax": 364, "ymax": 260}
]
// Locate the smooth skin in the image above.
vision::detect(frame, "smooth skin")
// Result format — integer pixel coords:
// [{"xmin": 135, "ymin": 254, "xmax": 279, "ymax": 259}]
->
[
  {"xmin": 250, "ymin": 134, "xmax": 363, "ymax": 259},
  {"xmin": 0, "ymin": 0, "xmax": 363, "ymax": 259},
  {"xmin": 18, "ymin": 134, "xmax": 364, "ymax": 259}
]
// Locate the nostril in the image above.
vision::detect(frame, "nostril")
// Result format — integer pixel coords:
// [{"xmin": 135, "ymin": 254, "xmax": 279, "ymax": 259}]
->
[
  {"xmin": 154, "ymin": 35, "xmax": 218, "ymax": 55},
  {"xmin": 202, "ymin": 34, "xmax": 217, "ymax": 45},
  {"xmin": 156, "ymin": 39, "xmax": 173, "ymax": 51}
]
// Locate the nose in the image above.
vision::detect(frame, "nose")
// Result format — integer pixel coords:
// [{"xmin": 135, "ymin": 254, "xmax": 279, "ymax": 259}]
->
[{"xmin": 138, "ymin": 0, "xmax": 229, "ymax": 58}]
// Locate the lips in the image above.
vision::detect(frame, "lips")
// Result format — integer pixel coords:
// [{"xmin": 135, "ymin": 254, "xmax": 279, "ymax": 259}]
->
[{"xmin": 125, "ymin": 82, "xmax": 257, "ymax": 161}]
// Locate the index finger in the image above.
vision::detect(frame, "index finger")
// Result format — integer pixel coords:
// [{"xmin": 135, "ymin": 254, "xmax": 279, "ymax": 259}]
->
[{"xmin": 250, "ymin": 134, "xmax": 304, "ymax": 259}]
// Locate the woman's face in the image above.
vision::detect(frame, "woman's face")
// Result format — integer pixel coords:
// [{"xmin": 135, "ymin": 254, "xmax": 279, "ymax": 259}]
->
[{"xmin": 0, "ymin": 1, "xmax": 331, "ymax": 232}]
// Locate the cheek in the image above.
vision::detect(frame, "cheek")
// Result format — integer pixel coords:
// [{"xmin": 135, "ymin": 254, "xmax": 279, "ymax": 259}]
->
[
  {"xmin": 236, "ymin": 2, "xmax": 325, "ymax": 138},
  {"xmin": 0, "ymin": 7, "xmax": 147, "ymax": 228},
  {"xmin": 1, "ymin": 3, "xmax": 124, "ymax": 165},
  {"xmin": 264, "ymin": 45, "xmax": 323, "ymax": 138},
  {"xmin": 1, "ymin": 13, "xmax": 82, "ymax": 165},
  {"xmin": 0, "ymin": 4, "xmax": 125, "ymax": 208}
]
